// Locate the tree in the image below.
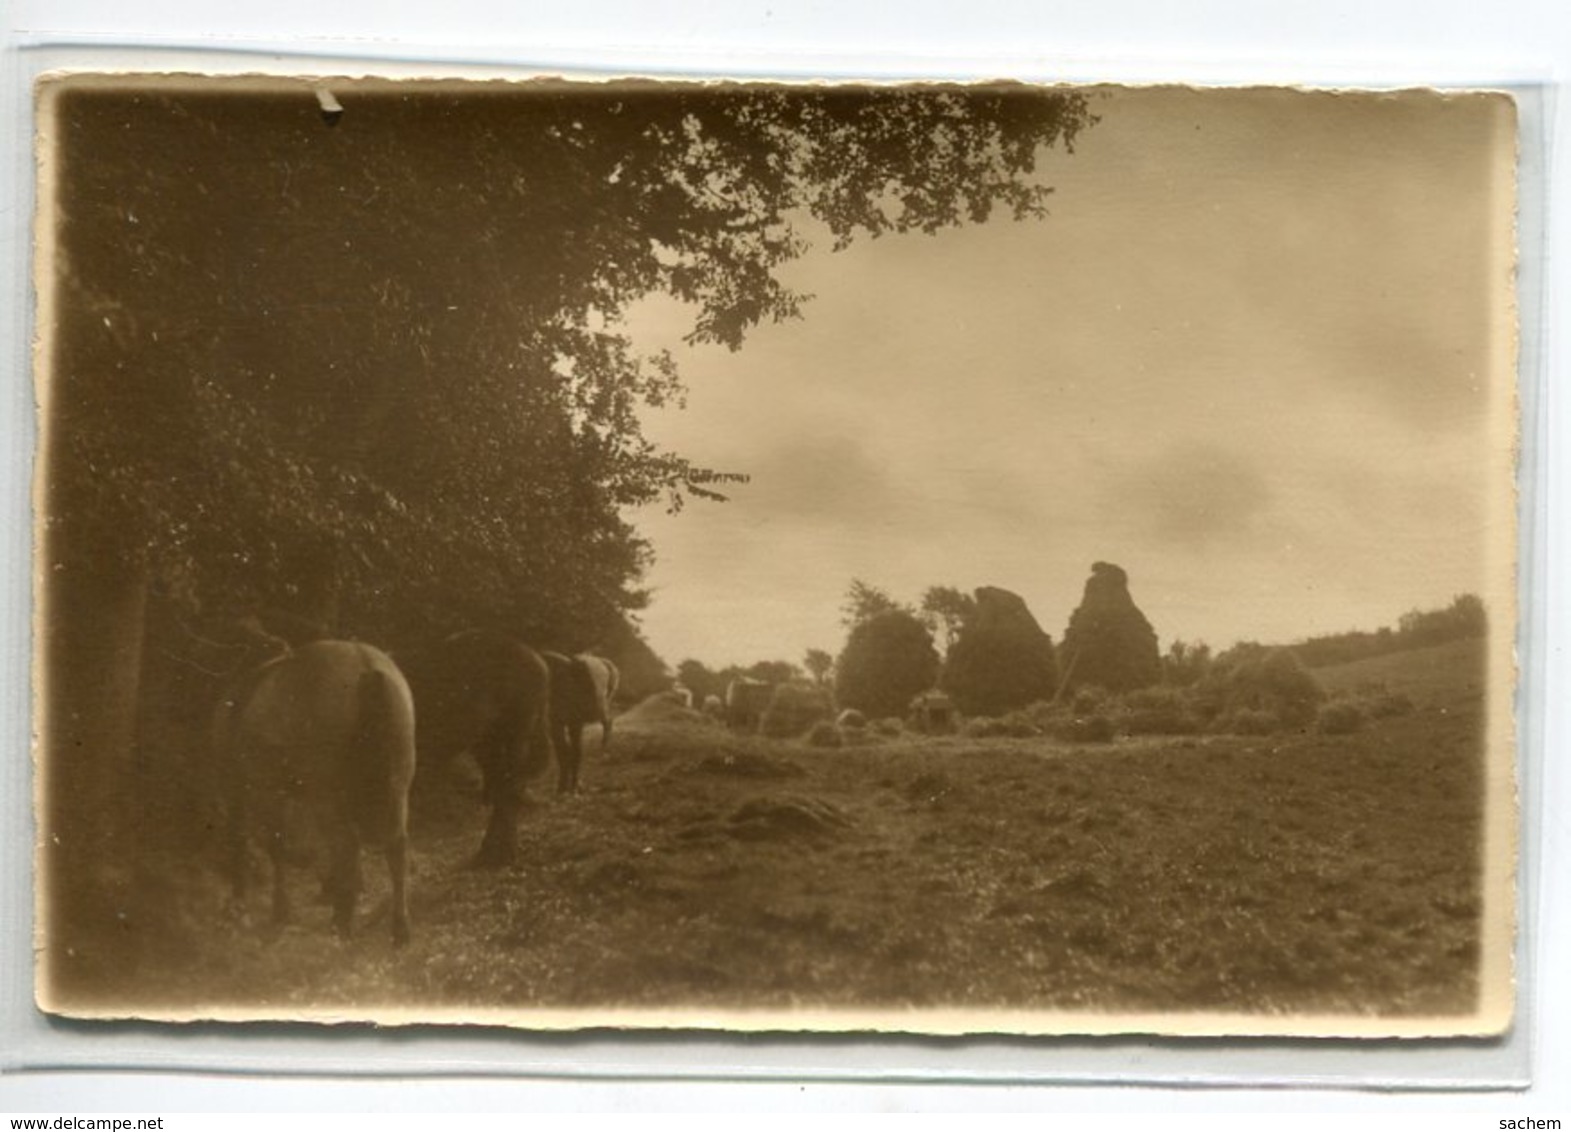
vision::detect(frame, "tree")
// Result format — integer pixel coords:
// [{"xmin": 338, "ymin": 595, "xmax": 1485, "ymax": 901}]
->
[
  {"xmin": 1059, "ymin": 562, "xmax": 1162, "ymax": 694},
  {"xmin": 1398, "ymin": 593, "xmax": 1489, "ymax": 647},
  {"xmin": 1162, "ymin": 639, "xmax": 1213, "ymax": 687},
  {"xmin": 940, "ymin": 587, "xmax": 1057, "ymax": 716},
  {"xmin": 840, "ymin": 579, "xmax": 906, "ymax": 629},
  {"xmin": 920, "ymin": 585, "xmax": 977, "ymax": 656},
  {"xmin": 746, "ymin": 660, "xmax": 801, "ymax": 685},
  {"xmin": 803, "ymin": 648, "xmax": 835, "ymax": 687},
  {"xmin": 38, "ymin": 76, "xmax": 1095, "ymax": 988},
  {"xmin": 676, "ymin": 659, "xmax": 722, "ymax": 704},
  {"xmin": 595, "ymin": 614, "xmax": 670, "ymax": 705},
  {"xmin": 834, "ymin": 610, "xmax": 940, "ymax": 719}
]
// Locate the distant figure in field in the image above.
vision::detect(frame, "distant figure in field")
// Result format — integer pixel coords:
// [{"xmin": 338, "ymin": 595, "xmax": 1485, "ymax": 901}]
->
[
  {"xmin": 702, "ymin": 694, "xmax": 726, "ymax": 722},
  {"xmin": 543, "ymin": 652, "xmax": 620, "ymax": 793},
  {"xmin": 909, "ymin": 689, "xmax": 957, "ymax": 734},
  {"xmin": 725, "ymin": 678, "xmax": 774, "ymax": 733}
]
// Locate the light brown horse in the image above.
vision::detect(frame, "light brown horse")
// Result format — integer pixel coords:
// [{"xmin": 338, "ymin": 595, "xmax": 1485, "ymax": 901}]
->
[
  {"xmin": 542, "ymin": 652, "xmax": 619, "ymax": 793},
  {"xmin": 215, "ymin": 640, "xmax": 417, "ymax": 945}
]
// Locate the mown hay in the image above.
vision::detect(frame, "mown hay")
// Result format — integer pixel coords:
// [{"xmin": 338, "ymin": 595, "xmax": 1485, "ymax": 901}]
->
[
  {"xmin": 1224, "ymin": 707, "xmax": 1283, "ymax": 736},
  {"xmin": 726, "ymin": 794, "xmax": 852, "ymax": 841},
  {"xmin": 1117, "ymin": 686, "xmax": 1203, "ymax": 736},
  {"xmin": 1317, "ymin": 701, "xmax": 1366, "ymax": 735},
  {"xmin": 806, "ymin": 721, "xmax": 844, "ymax": 748},
  {"xmin": 1052, "ymin": 713, "xmax": 1116, "ymax": 743},
  {"xmin": 692, "ymin": 752, "xmax": 806, "ymax": 779},
  {"xmin": 964, "ymin": 713, "xmax": 1040, "ymax": 739},
  {"xmin": 759, "ymin": 682, "xmax": 833, "ymax": 740},
  {"xmin": 1217, "ymin": 649, "xmax": 1325, "ymax": 729},
  {"xmin": 619, "ymin": 692, "xmax": 704, "ymax": 728}
]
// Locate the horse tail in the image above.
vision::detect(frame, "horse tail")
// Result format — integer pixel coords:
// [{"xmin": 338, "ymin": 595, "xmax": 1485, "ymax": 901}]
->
[
  {"xmin": 518, "ymin": 692, "xmax": 555, "ymax": 784},
  {"xmin": 603, "ymin": 659, "xmax": 621, "ymax": 716},
  {"xmin": 351, "ymin": 667, "xmax": 414, "ymax": 840}
]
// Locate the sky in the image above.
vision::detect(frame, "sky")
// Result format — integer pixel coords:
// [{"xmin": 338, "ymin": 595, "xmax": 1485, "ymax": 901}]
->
[{"xmin": 623, "ymin": 86, "xmax": 1517, "ymax": 669}]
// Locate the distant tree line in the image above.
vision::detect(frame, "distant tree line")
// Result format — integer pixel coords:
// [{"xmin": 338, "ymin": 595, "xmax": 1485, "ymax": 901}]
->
[
  {"xmin": 1216, "ymin": 594, "xmax": 1488, "ymax": 672},
  {"xmin": 680, "ymin": 581, "xmax": 1490, "ymax": 734},
  {"xmin": 810, "ymin": 564, "xmax": 1162, "ymax": 723}
]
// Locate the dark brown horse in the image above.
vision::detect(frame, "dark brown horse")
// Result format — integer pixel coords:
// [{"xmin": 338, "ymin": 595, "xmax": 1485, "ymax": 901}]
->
[
  {"xmin": 398, "ymin": 630, "xmax": 553, "ymax": 866},
  {"xmin": 541, "ymin": 652, "xmax": 619, "ymax": 793},
  {"xmin": 215, "ymin": 640, "xmax": 417, "ymax": 945}
]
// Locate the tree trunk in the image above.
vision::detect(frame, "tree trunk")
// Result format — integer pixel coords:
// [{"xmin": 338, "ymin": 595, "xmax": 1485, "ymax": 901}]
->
[{"xmin": 38, "ymin": 525, "xmax": 150, "ymax": 1006}]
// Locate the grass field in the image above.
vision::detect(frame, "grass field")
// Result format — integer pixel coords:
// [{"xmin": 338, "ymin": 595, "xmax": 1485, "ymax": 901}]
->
[
  {"xmin": 1313, "ymin": 637, "xmax": 1489, "ymax": 706},
  {"xmin": 71, "ymin": 638, "xmax": 1494, "ymax": 1030}
]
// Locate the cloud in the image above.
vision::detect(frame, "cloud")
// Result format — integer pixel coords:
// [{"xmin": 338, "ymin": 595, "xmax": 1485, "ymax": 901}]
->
[
  {"xmin": 627, "ymin": 87, "xmax": 1512, "ymax": 668},
  {"xmin": 728, "ymin": 428, "xmax": 901, "ymax": 525},
  {"xmin": 1105, "ymin": 441, "xmax": 1275, "ymax": 549}
]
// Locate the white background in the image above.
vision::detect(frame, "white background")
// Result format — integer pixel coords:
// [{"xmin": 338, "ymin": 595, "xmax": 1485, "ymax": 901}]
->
[{"xmin": 1, "ymin": 0, "xmax": 1566, "ymax": 1115}]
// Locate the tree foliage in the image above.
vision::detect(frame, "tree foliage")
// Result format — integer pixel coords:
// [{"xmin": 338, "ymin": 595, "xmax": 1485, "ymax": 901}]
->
[
  {"xmin": 38, "ymin": 76, "xmax": 1095, "ymax": 984},
  {"xmin": 1231, "ymin": 594, "xmax": 1489, "ymax": 670},
  {"xmin": 940, "ymin": 586, "xmax": 1058, "ymax": 716},
  {"xmin": 803, "ymin": 648, "xmax": 835, "ymax": 686},
  {"xmin": 834, "ymin": 610, "xmax": 940, "ymax": 719},
  {"xmin": 44, "ymin": 78, "xmax": 1096, "ymax": 648},
  {"xmin": 746, "ymin": 660, "xmax": 801, "ymax": 685},
  {"xmin": 840, "ymin": 579, "xmax": 907, "ymax": 629},
  {"xmin": 920, "ymin": 585, "xmax": 977, "ymax": 655},
  {"xmin": 1162, "ymin": 639, "xmax": 1213, "ymax": 687},
  {"xmin": 1059, "ymin": 562, "xmax": 1162, "ymax": 694},
  {"xmin": 676, "ymin": 659, "xmax": 722, "ymax": 703}
]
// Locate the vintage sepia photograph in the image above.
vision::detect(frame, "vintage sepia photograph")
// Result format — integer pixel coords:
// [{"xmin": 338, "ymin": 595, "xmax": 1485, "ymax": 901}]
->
[{"xmin": 32, "ymin": 74, "xmax": 1518, "ymax": 1036}]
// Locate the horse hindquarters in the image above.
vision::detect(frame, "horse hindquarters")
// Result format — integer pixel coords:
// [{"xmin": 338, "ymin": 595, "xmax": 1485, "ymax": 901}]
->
[
  {"xmin": 599, "ymin": 660, "xmax": 620, "ymax": 755},
  {"xmin": 555, "ymin": 721, "xmax": 583, "ymax": 794},
  {"xmin": 335, "ymin": 667, "xmax": 416, "ymax": 945},
  {"xmin": 472, "ymin": 725, "xmax": 521, "ymax": 868}
]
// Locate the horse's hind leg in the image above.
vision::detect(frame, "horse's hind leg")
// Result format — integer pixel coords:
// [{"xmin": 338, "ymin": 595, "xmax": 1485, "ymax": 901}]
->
[
  {"xmin": 556, "ymin": 723, "xmax": 582, "ymax": 794},
  {"xmin": 328, "ymin": 829, "xmax": 363, "ymax": 939},
  {"xmin": 474, "ymin": 734, "xmax": 519, "ymax": 867},
  {"xmin": 386, "ymin": 834, "xmax": 410, "ymax": 946},
  {"xmin": 476, "ymin": 803, "xmax": 518, "ymax": 867}
]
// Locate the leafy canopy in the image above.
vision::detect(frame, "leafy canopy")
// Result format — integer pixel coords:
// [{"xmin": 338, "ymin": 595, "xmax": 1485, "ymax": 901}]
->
[
  {"xmin": 835, "ymin": 609, "xmax": 941, "ymax": 719},
  {"xmin": 45, "ymin": 78, "xmax": 1095, "ymax": 644}
]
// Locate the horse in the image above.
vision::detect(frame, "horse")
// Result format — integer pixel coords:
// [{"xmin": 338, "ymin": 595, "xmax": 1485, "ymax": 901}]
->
[
  {"xmin": 541, "ymin": 652, "xmax": 619, "ymax": 793},
  {"xmin": 214, "ymin": 640, "xmax": 417, "ymax": 945},
  {"xmin": 397, "ymin": 630, "xmax": 553, "ymax": 867}
]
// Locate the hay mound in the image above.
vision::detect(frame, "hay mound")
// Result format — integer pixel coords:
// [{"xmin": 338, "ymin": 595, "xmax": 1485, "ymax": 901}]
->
[
  {"xmin": 759, "ymin": 682, "xmax": 833, "ymax": 739},
  {"xmin": 726, "ymin": 794, "xmax": 852, "ymax": 841},
  {"xmin": 692, "ymin": 752, "xmax": 806, "ymax": 779},
  {"xmin": 618, "ymin": 691, "xmax": 705, "ymax": 728}
]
